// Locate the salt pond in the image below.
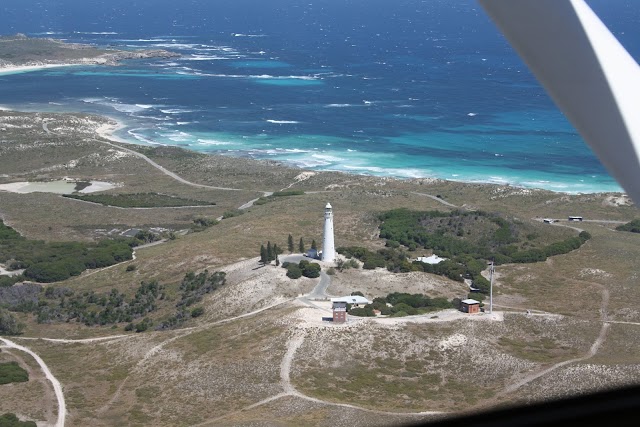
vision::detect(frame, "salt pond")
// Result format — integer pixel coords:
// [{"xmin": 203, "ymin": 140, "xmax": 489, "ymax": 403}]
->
[{"xmin": 0, "ymin": 180, "xmax": 117, "ymax": 194}]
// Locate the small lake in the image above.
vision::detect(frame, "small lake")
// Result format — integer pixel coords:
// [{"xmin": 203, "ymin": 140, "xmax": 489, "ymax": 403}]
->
[{"xmin": 0, "ymin": 180, "xmax": 117, "ymax": 194}]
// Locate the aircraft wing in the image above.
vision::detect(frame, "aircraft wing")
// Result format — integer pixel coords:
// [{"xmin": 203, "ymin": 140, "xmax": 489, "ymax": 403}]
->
[{"xmin": 479, "ymin": 0, "xmax": 640, "ymax": 204}]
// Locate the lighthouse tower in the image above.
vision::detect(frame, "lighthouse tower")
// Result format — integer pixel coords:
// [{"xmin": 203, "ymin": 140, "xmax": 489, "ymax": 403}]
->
[{"xmin": 322, "ymin": 202, "xmax": 336, "ymax": 262}]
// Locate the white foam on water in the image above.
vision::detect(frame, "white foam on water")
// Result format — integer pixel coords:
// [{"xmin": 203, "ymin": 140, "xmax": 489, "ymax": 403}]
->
[
  {"xmin": 73, "ymin": 31, "xmax": 118, "ymax": 35},
  {"xmin": 182, "ymin": 55, "xmax": 228, "ymax": 61},
  {"xmin": 265, "ymin": 120, "xmax": 300, "ymax": 124},
  {"xmin": 127, "ymin": 129, "xmax": 161, "ymax": 145},
  {"xmin": 159, "ymin": 108, "xmax": 196, "ymax": 114},
  {"xmin": 232, "ymin": 33, "xmax": 267, "ymax": 37},
  {"xmin": 197, "ymin": 139, "xmax": 232, "ymax": 146},
  {"xmin": 325, "ymin": 103, "xmax": 357, "ymax": 108}
]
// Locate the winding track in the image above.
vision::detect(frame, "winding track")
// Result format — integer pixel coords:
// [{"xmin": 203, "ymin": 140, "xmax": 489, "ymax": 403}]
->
[{"xmin": 0, "ymin": 337, "xmax": 66, "ymax": 427}]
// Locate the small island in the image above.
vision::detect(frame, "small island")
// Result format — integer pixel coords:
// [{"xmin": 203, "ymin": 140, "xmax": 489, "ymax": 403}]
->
[{"xmin": 0, "ymin": 34, "xmax": 179, "ymax": 73}]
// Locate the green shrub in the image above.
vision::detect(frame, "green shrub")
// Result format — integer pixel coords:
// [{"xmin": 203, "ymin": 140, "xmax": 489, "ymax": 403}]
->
[
  {"xmin": 222, "ymin": 210, "xmax": 244, "ymax": 219},
  {"xmin": 286, "ymin": 265, "xmax": 302, "ymax": 279},
  {"xmin": 391, "ymin": 310, "xmax": 408, "ymax": 317},
  {"xmin": 302, "ymin": 262, "xmax": 321, "ymax": 278},
  {"xmin": 190, "ymin": 307, "xmax": 204, "ymax": 318},
  {"xmin": 0, "ymin": 413, "xmax": 36, "ymax": 426},
  {"xmin": 348, "ymin": 306, "xmax": 375, "ymax": 317}
]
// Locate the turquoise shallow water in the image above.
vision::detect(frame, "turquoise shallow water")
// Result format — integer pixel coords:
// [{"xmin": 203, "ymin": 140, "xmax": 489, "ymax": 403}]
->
[{"xmin": 0, "ymin": 0, "xmax": 635, "ymax": 194}]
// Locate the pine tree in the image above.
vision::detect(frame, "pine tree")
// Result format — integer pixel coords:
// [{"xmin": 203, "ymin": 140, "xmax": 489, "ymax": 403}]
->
[
  {"xmin": 275, "ymin": 255, "xmax": 280, "ymax": 266},
  {"xmin": 260, "ymin": 244, "xmax": 267, "ymax": 265},
  {"xmin": 267, "ymin": 241, "xmax": 273, "ymax": 261},
  {"xmin": 311, "ymin": 239, "xmax": 317, "ymax": 250},
  {"xmin": 287, "ymin": 234, "xmax": 294, "ymax": 253},
  {"xmin": 299, "ymin": 237, "xmax": 305, "ymax": 253}
]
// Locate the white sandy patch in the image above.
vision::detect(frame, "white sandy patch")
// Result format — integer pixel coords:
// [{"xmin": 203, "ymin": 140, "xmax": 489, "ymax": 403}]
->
[
  {"xmin": 603, "ymin": 194, "xmax": 632, "ymax": 207},
  {"xmin": 0, "ymin": 180, "xmax": 118, "ymax": 194},
  {"xmin": 0, "ymin": 63, "xmax": 76, "ymax": 76},
  {"xmin": 438, "ymin": 333, "xmax": 468, "ymax": 351},
  {"xmin": 293, "ymin": 171, "xmax": 316, "ymax": 182},
  {"xmin": 0, "ymin": 182, "xmax": 31, "ymax": 193},
  {"xmin": 0, "ymin": 264, "xmax": 24, "ymax": 277},
  {"xmin": 579, "ymin": 268, "xmax": 613, "ymax": 279},
  {"xmin": 95, "ymin": 119, "xmax": 130, "ymax": 144}
]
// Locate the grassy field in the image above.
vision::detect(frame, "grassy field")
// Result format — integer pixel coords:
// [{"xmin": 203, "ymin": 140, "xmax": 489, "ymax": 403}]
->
[{"xmin": 1, "ymin": 109, "xmax": 639, "ymax": 426}]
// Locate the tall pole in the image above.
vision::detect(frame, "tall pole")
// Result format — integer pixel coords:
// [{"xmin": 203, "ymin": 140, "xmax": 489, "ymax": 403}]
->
[{"xmin": 489, "ymin": 260, "xmax": 494, "ymax": 314}]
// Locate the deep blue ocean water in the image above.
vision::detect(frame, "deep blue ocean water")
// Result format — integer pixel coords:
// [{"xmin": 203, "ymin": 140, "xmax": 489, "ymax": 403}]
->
[{"xmin": 1, "ymin": 0, "xmax": 638, "ymax": 193}]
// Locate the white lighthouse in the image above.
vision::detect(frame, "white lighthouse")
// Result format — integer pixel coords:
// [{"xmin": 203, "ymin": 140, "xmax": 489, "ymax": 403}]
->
[{"xmin": 322, "ymin": 202, "xmax": 336, "ymax": 262}]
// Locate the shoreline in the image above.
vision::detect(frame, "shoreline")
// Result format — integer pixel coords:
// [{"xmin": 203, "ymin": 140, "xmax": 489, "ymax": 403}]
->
[
  {"xmin": 93, "ymin": 118, "xmax": 627, "ymax": 197},
  {"xmin": 0, "ymin": 106, "xmax": 627, "ymax": 197}
]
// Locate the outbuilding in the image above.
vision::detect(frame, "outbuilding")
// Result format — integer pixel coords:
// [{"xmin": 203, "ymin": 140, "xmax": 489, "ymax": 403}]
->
[
  {"xmin": 332, "ymin": 301, "xmax": 347, "ymax": 323},
  {"xmin": 461, "ymin": 298, "xmax": 481, "ymax": 314}
]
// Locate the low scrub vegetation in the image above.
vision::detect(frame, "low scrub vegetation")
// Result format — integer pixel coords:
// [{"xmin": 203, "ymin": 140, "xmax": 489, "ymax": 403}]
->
[
  {"xmin": 0, "ymin": 362, "xmax": 29, "ymax": 385},
  {"xmin": 0, "ymin": 220, "xmax": 133, "ymax": 283},
  {"xmin": 253, "ymin": 190, "xmax": 305, "ymax": 206},
  {"xmin": 0, "ymin": 308, "xmax": 24, "ymax": 335},
  {"xmin": 616, "ymin": 219, "xmax": 640, "ymax": 233},
  {"xmin": 63, "ymin": 192, "xmax": 215, "ymax": 208},
  {"xmin": 0, "ymin": 413, "xmax": 36, "ymax": 427}
]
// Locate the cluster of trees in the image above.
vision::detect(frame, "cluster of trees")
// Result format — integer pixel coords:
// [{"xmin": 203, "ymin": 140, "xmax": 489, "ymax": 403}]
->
[
  {"xmin": 62, "ymin": 192, "xmax": 214, "ymax": 208},
  {"xmin": 1, "ymin": 220, "xmax": 134, "ymax": 283},
  {"xmin": 348, "ymin": 292, "xmax": 454, "ymax": 317},
  {"xmin": 282, "ymin": 260, "xmax": 321, "ymax": 279},
  {"xmin": 260, "ymin": 241, "xmax": 283, "ymax": 265},
  {"xmin": 35, "ymin": 281, "xmax": 162, "ymax": 326},
  {"xmin": 0, "ymin": 362, "xmax": 28, "ymax": 385},
  {"xmin": 177, "ymin": 270, "xmax": 226, "ymax": 308},
  {"xmin": 366, "ymin": 209, "xmax": 592, "ymax": 286},
  {"xmin": 157, "ymin": 270, "xmax": 225, "ymax": 330},
  {"xmin": 0, "ymin": 269, "xmax": 227, "ymax": 332},
  {"xmin": 616, "ymin": 219, "xmax": 640, "ymax": 233}
]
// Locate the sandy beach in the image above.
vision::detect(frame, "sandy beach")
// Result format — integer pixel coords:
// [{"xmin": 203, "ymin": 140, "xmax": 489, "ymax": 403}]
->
[
  {"xmin": 95, "ymin": 119, "xmax": 130, "ymax": 144},
  {"xmin": 0, "ymin": 63, "xmax": 77, "ymax": 76}
]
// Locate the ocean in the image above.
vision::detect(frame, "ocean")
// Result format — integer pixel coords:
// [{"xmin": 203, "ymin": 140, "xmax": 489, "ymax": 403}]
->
[{"xmin": 1, "ymin": 0, "xmax": 637, "ymax": 193}]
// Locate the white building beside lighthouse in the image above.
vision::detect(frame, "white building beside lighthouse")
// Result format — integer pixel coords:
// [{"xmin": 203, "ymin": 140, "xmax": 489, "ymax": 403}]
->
[{"xmin": 322, "ymin": 202, "xmax": 336, "ymax": 262}]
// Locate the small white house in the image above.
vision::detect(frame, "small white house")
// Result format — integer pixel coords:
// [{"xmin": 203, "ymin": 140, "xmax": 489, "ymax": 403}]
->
[
  {"xmin": 416, "ymin": 255, "xmax": 447, "ymax": 265},
  {"xmin": 331, "ymin": 295, "xmax": 371, "ymax": 307}
]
